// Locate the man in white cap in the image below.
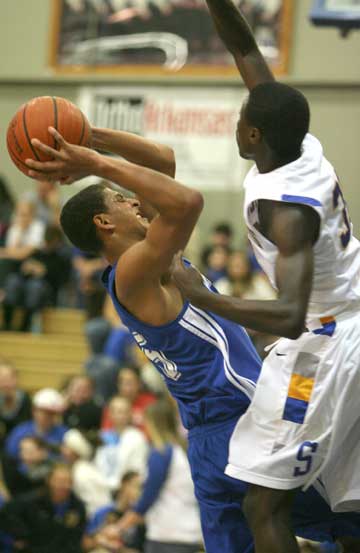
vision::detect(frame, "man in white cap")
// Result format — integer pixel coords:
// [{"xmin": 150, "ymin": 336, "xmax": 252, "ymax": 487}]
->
[
  {"xmin": 5, "ymin": 388, "xmax": 68, "ymax": 460},
  {"xmin": 61, "ymin": 428, "xmax": 112, "ymax": 515}
]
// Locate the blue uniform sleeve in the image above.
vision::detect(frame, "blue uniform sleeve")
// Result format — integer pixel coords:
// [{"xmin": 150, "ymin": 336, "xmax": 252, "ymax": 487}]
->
[
  {"xmin": 86, "ymin": 505, "xmax": 114, "ymax": 535},
  {"xmin": 133, "ymin": 446, "xmax": 173, "ymax": 516}
]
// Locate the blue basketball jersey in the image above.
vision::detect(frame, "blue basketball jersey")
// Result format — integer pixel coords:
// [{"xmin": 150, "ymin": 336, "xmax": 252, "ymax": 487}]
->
[{"xmin": 102, "ymin": 263, "xmax": 261, "ymax": 430}]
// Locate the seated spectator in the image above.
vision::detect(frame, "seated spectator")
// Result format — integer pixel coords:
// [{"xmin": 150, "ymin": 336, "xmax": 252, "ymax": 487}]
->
[
  {"xmin": 5, "ymin": 388, "xmax": 67, "ymax": 460},
  {"xmin": 102, "ymin": 367, "xmax": 156, "ymax": 431},
  {"xmin": 0, "ymin": 199, "xmax": 45, "ymax": 290},
  {"xmin": 216, "ymin": 250, "xmax": 275, "ymax": 300},
  {"xmin": 116, "ymin": 400, "xmax": 203, "ymax": 553},
  {"xmin": 83, "ymin": 471, "xmax": 145, "ymax": 553},
  {"xmin": 95, "ymin": 397, "xmax": 148, "ymax": 490},
  {"xmin": 0, "ymin": 359, "xmax": 32, "ymax": 450},
  {"xmin": 216, "ymin": 250, "xmax": 276, "ymax": 357},
  {"xmin": 24, "ymin": 179, "xmax": 62, "ymax": 226},
  {"xmin": 2, "ymin": 436, "xmax": 52, "ymax": 497},
  {"xmin": 0, "ymin": 463, "xmax": 86, "ymax": 553},
  {"xmin": 204, "ymin": 245, "xmax": 230, "ymax": 284},
  {"xmin": 63, "ymin": 375, "xmax": 102, "ymax": 438},
  {"xmin": 61, "ymin": 428, "xmax": 112, "ymax": 516},
  {"xmin": 2, "ymin": 224, "xmax": 71, "ymax": 332},
  {"xmin": 200, "ymin": 222, "xmax": 233, "ymax": 269},
  {"xmin": 0, "ymin": 175, "xmax": 15, "ymax": 247},
  {"xmin": 72, "ymin": 248, "xmax": 107, "ymax": 318}
]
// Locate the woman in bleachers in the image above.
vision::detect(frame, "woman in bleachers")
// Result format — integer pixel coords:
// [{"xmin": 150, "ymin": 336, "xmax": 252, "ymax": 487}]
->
[
  {"xmin": 1, "ymin": 224, "xmax": 71, "ymax": 332},
  {"xmin": 114, "ymin": 399, "xmax": 203, "ymax": 553},
  {"xmin": 95, "ymin": 396, "xmax": 148, "ymax": 491},
  {"xmin": 102, "ymin": 366, "xmax": 156, "ymax": 432},
  {"xmin": 0, "ymin": 359, "xmax": 32, "ymax": 452}
]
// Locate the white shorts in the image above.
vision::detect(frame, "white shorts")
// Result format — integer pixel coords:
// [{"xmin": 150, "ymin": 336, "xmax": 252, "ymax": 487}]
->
[{"xmin": 225, "ymin": 311, "xmax": 360, "ymax": 512}]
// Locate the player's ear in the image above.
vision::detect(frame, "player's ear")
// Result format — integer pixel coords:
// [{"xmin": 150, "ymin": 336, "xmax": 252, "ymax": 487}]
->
[
  {"xmin": 93, "ymin": 213, "xmax": 115, "ymax": 231},
  {"xmin": 249, "ymin": 126, "xmax": 262, "ymax": 145}
]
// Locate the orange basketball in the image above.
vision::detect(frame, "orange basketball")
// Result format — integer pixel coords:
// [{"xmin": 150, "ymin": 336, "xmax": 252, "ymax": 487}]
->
[{"xmin": 6, "ymin": 96, "xmax": 92, "ymax": 176}]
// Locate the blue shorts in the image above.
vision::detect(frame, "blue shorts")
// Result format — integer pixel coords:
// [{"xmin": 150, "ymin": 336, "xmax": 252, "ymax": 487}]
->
[{"xmin": 188, "ymin": 417, "xmax": 360, "ymax": 553}]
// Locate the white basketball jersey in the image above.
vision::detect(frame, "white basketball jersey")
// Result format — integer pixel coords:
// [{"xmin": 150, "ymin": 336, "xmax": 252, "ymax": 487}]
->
[{"xmin": 243, "ymin": 134, "xmax": 360, "ymax": 322}]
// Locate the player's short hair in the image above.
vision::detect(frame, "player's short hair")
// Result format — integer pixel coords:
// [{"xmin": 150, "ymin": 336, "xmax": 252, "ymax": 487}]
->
[
  {"xmin": 245, "ymin": 82, "xmax": 310, "ymax": 156},
  {"xmin": 60, "ymin": 184, "xmax": 107, "ymax": 254}
]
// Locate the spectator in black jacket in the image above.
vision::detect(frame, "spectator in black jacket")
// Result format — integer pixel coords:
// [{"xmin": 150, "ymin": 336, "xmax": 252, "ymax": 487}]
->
[
  {"xmin": 2, "ymin": 225, "xmax": 71, "ymax": 332},
  {"xmin": 0, "ymin": 463, "xmax": 86, "ymax": 553},
  {"xmin": 0, "ymin": 360, "xmax": 31, "ymax": 451}
]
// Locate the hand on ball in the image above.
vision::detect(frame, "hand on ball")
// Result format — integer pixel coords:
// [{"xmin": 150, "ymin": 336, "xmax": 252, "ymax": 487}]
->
[{"xmin": 25, "ymin": 127, "xmax": 99, "ymax": 184}]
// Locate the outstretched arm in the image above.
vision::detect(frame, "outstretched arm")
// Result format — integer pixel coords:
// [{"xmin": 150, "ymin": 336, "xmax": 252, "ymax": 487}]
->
[
  {"xmin": 173, "ymin": 203, "xmax": 319, "ymax": 340},
  {"xmin": 206, "ymin": 0, "xmax": 275, "ymax": 89}
]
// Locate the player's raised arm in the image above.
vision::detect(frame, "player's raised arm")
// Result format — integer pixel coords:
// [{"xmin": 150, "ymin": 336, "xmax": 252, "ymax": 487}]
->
[
  {"xmin": 26, "ymin": 128, "xmax": 203, "ymax": 297},
  {"xmin": 174, "ymin": 203, "xmax": 319, "ymax": 339},
  {"xmin": 91, "ymin": 127, "xmax": 176, "ymax": 177},
  {"xmin": 206, "ymin": 0, "xmax": 275, "ymax": 89}
]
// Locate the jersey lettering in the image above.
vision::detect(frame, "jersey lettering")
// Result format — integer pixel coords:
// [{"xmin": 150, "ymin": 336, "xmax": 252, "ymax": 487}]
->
[
  {"xmin": 293, "ymin": 441, "xmax": 318, "ymax": 477},
  {"xmin": 333, "ymin": 181, "xmax": 351, "ymax": 249},
  {"xmin": 132, "ymin": 332, "xmax": 181, "ymax": 381}
]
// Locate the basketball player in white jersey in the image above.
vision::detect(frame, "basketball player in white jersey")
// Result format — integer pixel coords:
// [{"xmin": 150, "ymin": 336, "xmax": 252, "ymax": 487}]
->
[{"xmin": 171, "ymin": 1, "xmax": 360, "ymax": 553}]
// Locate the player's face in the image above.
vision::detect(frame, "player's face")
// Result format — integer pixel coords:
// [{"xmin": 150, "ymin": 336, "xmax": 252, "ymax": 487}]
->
[
  {"xmin": 104, "ymin": 188, "xmax": 149, "ymax": 238},
  {"xmin": 236, "ymin": 100, "xmax": 255, "ymax": 160}
]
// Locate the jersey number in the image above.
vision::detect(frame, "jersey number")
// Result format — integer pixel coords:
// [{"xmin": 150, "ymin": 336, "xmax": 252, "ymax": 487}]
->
[{"xmin": 333, "ymin": 182, "xmax": 351, "ymax": 248}]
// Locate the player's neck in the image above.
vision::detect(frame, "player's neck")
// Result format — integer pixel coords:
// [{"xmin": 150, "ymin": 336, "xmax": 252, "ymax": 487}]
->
[{"xmin": 255, "ymin": 149, "xmax": 301, "ymax": 174}]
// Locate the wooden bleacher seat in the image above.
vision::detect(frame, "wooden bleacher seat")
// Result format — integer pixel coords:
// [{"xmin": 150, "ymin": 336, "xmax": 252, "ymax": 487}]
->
[{"xmin": 0, "ymin": 308, "xmax": 89, "ymax": 394}]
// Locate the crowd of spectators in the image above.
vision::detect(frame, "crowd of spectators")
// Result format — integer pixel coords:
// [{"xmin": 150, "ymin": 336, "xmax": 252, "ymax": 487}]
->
[{"xmin": 0, "ymin": 357, "xmax": 203, "ymax": 553}]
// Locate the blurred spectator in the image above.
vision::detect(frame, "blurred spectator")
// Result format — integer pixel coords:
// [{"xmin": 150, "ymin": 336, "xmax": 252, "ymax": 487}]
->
[
  {"xmin": 216, "ymin": 250, "xmax": 277, "ymax": 357},
  {"xmin": 204, "ymin": 245, "xmax": 230, "ymax": 284},
  {"xmin": 0, "ymin": 463, "xmax": 86, "ymax": 553},
  {"xmin": 2, "ymin": 225, "xmax": 71, "ymax": 332},
  {"xmin": 83, "ymin": 471, "xmax": 145, "ymax": 553},
  {"xmin": 216, "ymin": 250, "xmax": 276, "ymax": 300},
  {"xmin": 72, "ymin": 248, "xmax": 107, "ymax": 318},
  {"xmin": 116, "ymin": 400, "xmax": 203, "ymax": 553},
  {"xmin": 0, "ymin": 175, "xmax": 15, "ymax": 247},
  {"xmin": 24, "ymin": 180, "xmax": 62, "ymax": 226},
  {"xmin": 61, "ymin": 428, "xmax": 112, "ymax": 515},
  {"xmin": 2, "ymin": 436, "xmax": 52, "ymax": 497},
  {"xmin": 5, "ymin": 388, "xmax": 67, "ymax": 460},
  {"xmin": 84, "ymin": 308, "xmax": 138, "ymax": 401},
  {"xmin": 102, "ymin": 367, "xmax": 156, "ymax": 431},
  {"xmin": 63, "ymin": 375, "xmax": 102, "ymax": 438},
  {"xmin": 0, "ymin": 359, "xmax": 32, "ymax": 450},
  {"xmin": 0, "ymin": 200, "xmax": 45, "ymax": 290},
  {"xmin": 200, "ymin": 222, "xmax": 233, "ymax": 269},
  {"xmin": 95, "ymin": 397, "xmax": 148, "ymax": 490}
]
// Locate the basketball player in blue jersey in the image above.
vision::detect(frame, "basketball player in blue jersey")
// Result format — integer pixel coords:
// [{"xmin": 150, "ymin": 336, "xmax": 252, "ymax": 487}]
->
[{"xmin": 25, "ymin": 124, "xmax": 360, "ymax": 551}]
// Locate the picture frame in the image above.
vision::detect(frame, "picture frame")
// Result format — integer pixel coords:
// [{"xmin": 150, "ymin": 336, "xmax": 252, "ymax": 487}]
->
[{"xmin": 50, "ymin": 0, "xmax": 293, "ymax": 77}]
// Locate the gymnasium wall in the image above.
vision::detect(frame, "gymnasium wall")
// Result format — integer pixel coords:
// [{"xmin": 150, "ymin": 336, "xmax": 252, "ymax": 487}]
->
[{"xmin": 1, "ymin": 0, "xmax": 360, "ymax": 242}]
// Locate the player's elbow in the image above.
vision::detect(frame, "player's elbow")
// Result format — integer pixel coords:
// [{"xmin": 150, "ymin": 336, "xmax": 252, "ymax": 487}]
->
[
  {"xmin": 178, "ymin": 190, "xmax": 204, "ymax": 219},
  {"xmin": 284, "ymin": 311, "xmax": 306, "ymax": 340}
]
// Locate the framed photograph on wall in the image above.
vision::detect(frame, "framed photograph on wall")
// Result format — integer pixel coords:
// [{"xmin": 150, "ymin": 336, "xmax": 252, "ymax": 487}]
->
[{"xmin": 50, "ymin": 0, "xmax": 293, "ymax": 77}]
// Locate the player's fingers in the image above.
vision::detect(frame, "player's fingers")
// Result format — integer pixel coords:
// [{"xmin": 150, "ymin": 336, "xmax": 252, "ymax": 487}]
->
[
  {"xmin": 25, "ymin": 158, "xmax": 64, "ymax": 172},
  {"xmin": 27, "ymin": 169, "xmax": 58, "ymax": 181},
  {"xmin": 48, "ymin": 127, "xmax": 68, "ymax": 148},
  {"xmin": 31, "ymin": 139, "xmax": 64, "ymax": 159}
]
